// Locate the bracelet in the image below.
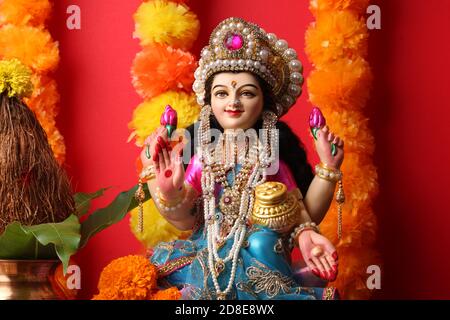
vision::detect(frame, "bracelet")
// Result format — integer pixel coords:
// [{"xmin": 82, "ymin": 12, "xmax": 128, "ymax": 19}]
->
[
  {"xmin": 315, "ymin": 162, "xmax": 342, "ymax": 182},
  {"xmin": 140, "ymin": 165, "xmax": 156, "ymax": 181},
  {"xmin": 155, "ymin": 185, "xmax": 187, "ymax": 212},
  {"xmin": 288, "ymin": 221, "xmax": 320, "ymax": 249}
]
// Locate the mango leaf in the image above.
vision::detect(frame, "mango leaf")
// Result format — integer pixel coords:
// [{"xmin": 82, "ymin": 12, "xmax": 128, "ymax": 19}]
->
[
  {"xmin": 79, "ymin": 183, "xmax": 150, "ymax": 249},
  {"xmin": 74, "ymin": 188, "xmax": 109, "ymax": 217},
  {"xmin": 0, "ymin": 215, "xmax": 81, "ymax": 274}
]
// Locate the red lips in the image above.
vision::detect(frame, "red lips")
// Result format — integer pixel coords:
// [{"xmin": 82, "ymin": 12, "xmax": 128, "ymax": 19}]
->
[{"xmin": 225, "ymin": 109, "xmax": 243, "ymax": 116}]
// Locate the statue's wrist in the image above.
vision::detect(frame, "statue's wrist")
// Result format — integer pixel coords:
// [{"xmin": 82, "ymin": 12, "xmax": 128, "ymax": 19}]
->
[{"xmin": 315, "ymin": 162, "xmax": 342, "ymax": 183}]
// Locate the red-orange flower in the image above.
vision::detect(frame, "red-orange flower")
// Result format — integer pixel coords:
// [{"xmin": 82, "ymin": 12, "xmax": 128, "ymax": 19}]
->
[
  {"xmin": 92, "ymin": 255, "xmax": 180, "ymax": 300},
  {"xmin": 131, "ymin": 44, "xmax": 197, "ymax": 100}
]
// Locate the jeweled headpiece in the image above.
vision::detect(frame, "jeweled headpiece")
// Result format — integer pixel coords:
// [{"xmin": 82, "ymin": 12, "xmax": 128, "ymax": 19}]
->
[{"xmin": 193, "ymin": 17, "xmax": 304, "ymax": 117}]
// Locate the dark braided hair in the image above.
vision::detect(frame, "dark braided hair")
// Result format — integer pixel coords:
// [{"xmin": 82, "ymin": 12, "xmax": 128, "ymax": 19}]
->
[{"xmin": 185, "ymin": 72, "xmax": 314, "ymax": 196}]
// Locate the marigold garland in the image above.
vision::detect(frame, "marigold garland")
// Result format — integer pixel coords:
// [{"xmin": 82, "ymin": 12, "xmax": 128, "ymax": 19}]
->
[
  {"xmin": 309, "ymin": 0, "xmax": 370, "ymax": 16},
  {"xmin": 92, "ymin": 255, "xmax": 180, "ymax": 300},
  {"xmin": 127, "ymin": 1, "xmax": 200, "ymax": 250},
  {"xmin": 0, "ymin": 0, "xmax": 52, "ymax": 27},
  {"xmin": 0, "ymin": 25, "xmax": 59, "ymax": 73},
  {"xmin": 305, "ymin": 0, "xmax": 380, "ymax": 299},
  {"xmin": 131, "ymin": 44, "xmax": 197, "ymax": 100},
  {"xmin": 133, "ymin": 0, "xmax": 200, "ymax": 50},
  {"xmin": 0, "ymin": 1, "xmax": 66, "ymax": 163},
  {"xmin": 308, "ymin": 58, "xmax": 373, "ymax": 111},
  {"xmin": 0, "ymin": 58, "xmax": 33, "ymax": 98},
  {"xmin": 305, "ymin": 11, "xmax": 368, "ymax": 68}
]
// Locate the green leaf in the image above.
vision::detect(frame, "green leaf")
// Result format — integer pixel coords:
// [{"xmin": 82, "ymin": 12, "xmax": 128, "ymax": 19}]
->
[
  {"xmin": 74, "ymin": 188, "xmax": 109, "ymax": 217},
  {"xmin": 0, "ymin": 215, "xmax": 81, "ymax": 274},
  {"xmin": 79, "ymin": 183, "xmax": 150, "ymax": 249}
]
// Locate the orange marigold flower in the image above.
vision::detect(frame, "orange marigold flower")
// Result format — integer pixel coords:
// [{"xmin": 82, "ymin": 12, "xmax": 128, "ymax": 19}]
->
[
  {"xmin": 305, "ymin": 10, "xmax": 368, "ymax": 67},
  {"xmin": 309, "ymin": 0, "xmax": 370, "ymax": 16},
  {"xmin": 93, "ymin": 255, "xmax": 158, "ymax": 300},
  {"xmin": 0, "ymin": 0, "xmax": 52, "ymax": 27},
  {"xmin": 0, "ymin": 25, "xmax": 59, "ymax": 73},
  {"xmin": 151, "ymin": 287, "xmax": 182, "ymax": 300},
  {"xmin": 131, "ymin": 44, "xmax": 197, "ymax": 100},
  {"xmin": 307, "ymin": 57, "xmax": 373, "ymax": 112}
]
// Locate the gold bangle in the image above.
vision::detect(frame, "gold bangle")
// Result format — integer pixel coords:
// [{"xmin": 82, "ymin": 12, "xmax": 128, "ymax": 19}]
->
[
  {"xmin": 315, "ymin": 162, "xmax": 342, "ymax": 182},
  {"xmin": 315, "ymin": 163, "xmax": 345, "ymax": 240},
  {"xmin": 155, "ymin": 185, "xmax": 187, "ymax": 210},
  {"xmin": 289, "ymin": 222, "xmax": 320, "ymax": 249},
  {"xmin": 140, "ymin": 165, "xmax": 156, "ymax": 181}
]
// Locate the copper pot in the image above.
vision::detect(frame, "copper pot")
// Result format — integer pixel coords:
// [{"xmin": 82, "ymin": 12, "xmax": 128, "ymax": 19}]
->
[{"xmin": 0, "ymin": 259, "xmax": 60, "ymax": 300}]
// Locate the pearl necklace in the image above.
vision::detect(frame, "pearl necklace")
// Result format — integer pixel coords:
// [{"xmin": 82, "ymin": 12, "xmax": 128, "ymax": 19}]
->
[{"xmin": 198, "ymin": 106, "xmax": 278, "ymax": 300}]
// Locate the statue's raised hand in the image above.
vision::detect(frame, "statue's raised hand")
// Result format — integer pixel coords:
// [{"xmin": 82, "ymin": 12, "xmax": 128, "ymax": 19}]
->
[
  {"xmin": 141, "ymin": 127, "xmax": 185, "ymax": 198},
  {"xmin": 309, "ymin": 107, "xmax": 344, "ymax": 170}
]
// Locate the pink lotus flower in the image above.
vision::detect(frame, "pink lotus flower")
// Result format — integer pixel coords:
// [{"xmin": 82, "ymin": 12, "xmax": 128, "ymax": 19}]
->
[
  {"xmin": 309, "ymin": 107, "xmax": 326, "ymax": 131},
  {"xmin": 160, "ymin": 105, "xmax": 177, "ymax": 138},
  {"xmin": 309, "ymin": 107, "xmax": 336, "ymax": 156}
]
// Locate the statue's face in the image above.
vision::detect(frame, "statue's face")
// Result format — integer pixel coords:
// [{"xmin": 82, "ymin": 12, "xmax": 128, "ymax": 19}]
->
[{"xmin": 211, "ymin": 72, "xmax": 263, "ymax": 130}]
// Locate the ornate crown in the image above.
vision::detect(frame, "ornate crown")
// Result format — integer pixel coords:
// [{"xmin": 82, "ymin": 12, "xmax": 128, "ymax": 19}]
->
[{"xmin": 192, "ymin": 17, "xmax": 304, "ymax": 117}]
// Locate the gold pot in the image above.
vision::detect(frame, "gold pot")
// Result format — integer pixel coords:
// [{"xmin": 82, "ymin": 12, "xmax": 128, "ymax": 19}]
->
[{"xmin": 0, "ymin": 259, "xmax": 60, "ymax": 300}]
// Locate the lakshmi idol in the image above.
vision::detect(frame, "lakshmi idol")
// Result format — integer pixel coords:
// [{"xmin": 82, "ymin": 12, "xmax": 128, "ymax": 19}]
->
[{"xmin": 138, "ymin": 17, "xmax": 345, "ymax": 300}]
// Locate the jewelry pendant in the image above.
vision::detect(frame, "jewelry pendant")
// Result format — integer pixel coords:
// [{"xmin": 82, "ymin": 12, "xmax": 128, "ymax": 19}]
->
[
  {"xmin": 216, "ymin": 238, "xmax": 226, "ymax": 249},
  {"xmin": 217, "ymin": 293, "xmax": 226, "ymax": 300},
  {"xmin": 214, "ymin": 259, "xmax": 225, "ymax": 277},
  {"xmin": 219, "ymin": 188, "xmax": 240, "ymax": 216}
]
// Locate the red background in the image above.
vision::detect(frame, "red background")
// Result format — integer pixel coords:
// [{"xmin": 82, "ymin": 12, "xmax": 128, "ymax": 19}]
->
[{"xmin": 48, "ymin": 0, "xmax": 450, "ymax": 299}]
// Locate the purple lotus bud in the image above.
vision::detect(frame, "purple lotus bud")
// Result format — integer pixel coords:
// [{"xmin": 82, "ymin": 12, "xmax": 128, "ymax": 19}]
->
[
  {"xmin": 160, "ymin": 105, "xmax": 177, "ymax": 138},
  {"xmin": 309, "ymin": 107, "xmax": 326, "ymax": 129}
]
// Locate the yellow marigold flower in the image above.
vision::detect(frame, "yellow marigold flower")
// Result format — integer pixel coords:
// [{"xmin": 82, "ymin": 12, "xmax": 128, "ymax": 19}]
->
[{"xmin": 0, "ymin": 58, "xmax": 33, "ymax": 98}]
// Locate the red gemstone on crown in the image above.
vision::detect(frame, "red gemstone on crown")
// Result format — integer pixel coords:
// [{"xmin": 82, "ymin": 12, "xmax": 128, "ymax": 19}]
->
[{"xmin": 225, "ymin": 34, "xmax": 244, "ymax": 51}]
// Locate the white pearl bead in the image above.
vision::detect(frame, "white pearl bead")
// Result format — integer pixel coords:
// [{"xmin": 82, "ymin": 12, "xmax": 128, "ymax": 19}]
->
[
  {"xmin": 214, "ymin": 47, "xmax": 221, "ymax": 54},
  {"xmin": 243, "ymin": 28, "xmax": 250, "ymax": 35},
  {"xmin": 276, "ymin": 39, "xmax": 288, "ymax": 50},
  {"xmin": 289, "ymin": 59, "xmax": 303, "ymax": 72},
  {"xmin": 288, "ymin": 84, "xmax": 301, "ymax": 96},
  {"xmin": 221, "ymin": 25, "xmax": 228, "ymax": 31},
  {"xmin": 223, "ymin": 60, "xmax": 230, "ymax": 66},
  {"xmin": 202, "ymin": 49, "xmax": 211, "ymax": 58},
  {"xmin": 246, "ymin": 34, "xmax": 252, "ymax": 40},
  {"xmin": 228, "ymin": 22, "xmax": 235, "ymax": 29},
  {"xmin": 290, "ymin": 72, "xmax": 303, "ymax": 85},
  {"xmin": 245, "ymin": 48, "xmax": 253, "ymax": 55},
  {"xmin": 284, "ymin": 48, "xmax": 297, "ymax": 59},
  {"xmin": 193, "ymin": 80, "xmax": 203, "ymax": 92},
  {"xmin": 259, "ymin": 49, "xmax": 269, "ymax": 62},
  {"xmin": 282, "ymin": 95, "xmax": 294, "ymax": 107},
  {"xmin": 230, "ymin": 60, "xmax": 237, "ymax": 67},
  {"xmin": 246, "ymin": 60, "xmax": 253, "ymax": 67},
  {"xmin": 260, "ymin": 65, "xmax": 267, "ymax": 73},
  {"xmin": 238, "ymin": 59, "xmax": 245, "ymax": 66},
  {"xmin": 194, "ymin": 69, "xmax": 202, "ymax": 78},
  {"xmin": 212, "ymin": 37, "xmax": 219, "ymax": 45},
  {"xmin": 254, "ymin": 61, "xmax": 261, "ymax": 69},
  {"xmin": 267, "ymin": 33, "xmax": 277, "ymax": 43},
  {"xmin": 247, "ymin": 41, "xmax": 255, "ymax": 48},
  {"xmin": 237, "ymin": 22, "xmax": 244, "ymax": 30},
  {"xmin": 197, "ymin": 96, "xmax": 205, "ymax": 105}
]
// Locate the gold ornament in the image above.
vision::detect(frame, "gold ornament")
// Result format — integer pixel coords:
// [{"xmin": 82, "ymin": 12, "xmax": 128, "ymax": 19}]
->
[{"xmin": 251, "ymin": 182, "xmax": 301, "ymax": 233}]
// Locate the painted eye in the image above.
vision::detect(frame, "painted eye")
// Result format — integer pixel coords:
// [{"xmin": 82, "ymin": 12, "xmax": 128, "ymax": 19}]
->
[
  {"xmin": 214, "ymin": 91, "xmax": 228, "ymax": 98},
  {"xmin": 241, "ymin": 91, "xmax": 255, "ymax": 97}
]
